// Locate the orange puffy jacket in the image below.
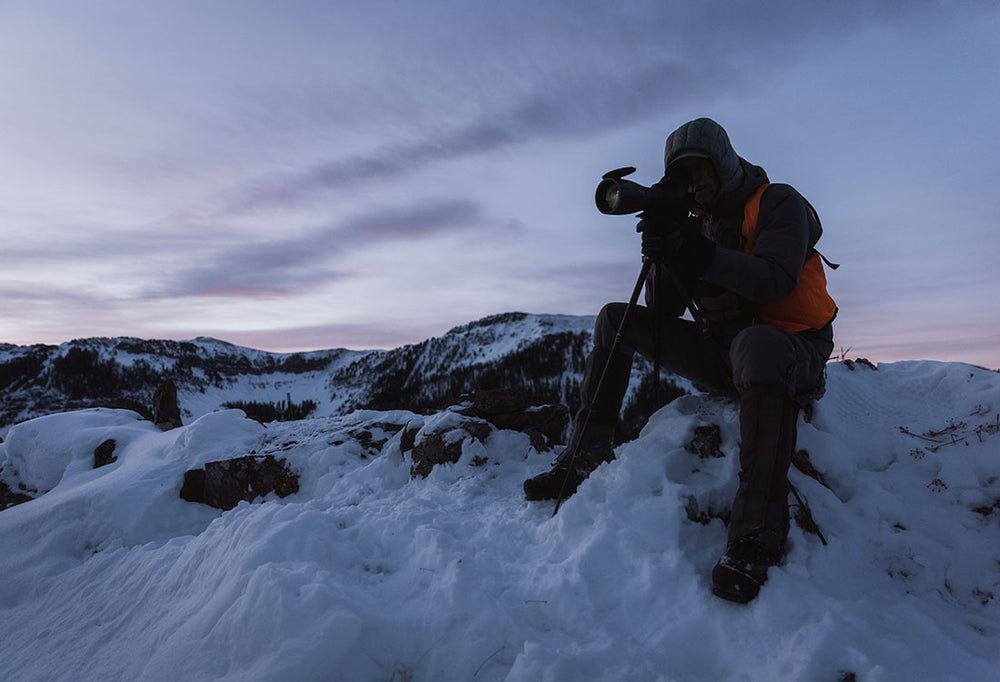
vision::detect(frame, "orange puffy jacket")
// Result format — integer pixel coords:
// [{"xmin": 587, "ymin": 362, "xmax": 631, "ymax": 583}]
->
[{"xmin": 742, "ymin": 183, "xmax": 837, "ymax": 332}]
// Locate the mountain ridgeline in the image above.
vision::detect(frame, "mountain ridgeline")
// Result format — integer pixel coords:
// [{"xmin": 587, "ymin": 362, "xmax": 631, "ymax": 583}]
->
[{"xmin": 0, "ymin": 313, "xmax": 686, "ymax": 443}]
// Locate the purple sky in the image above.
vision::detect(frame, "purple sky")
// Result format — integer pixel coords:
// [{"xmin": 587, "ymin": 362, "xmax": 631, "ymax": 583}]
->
[{"xmin": 1, "ymin": 1, "xmax": 998, "ymax": 368}]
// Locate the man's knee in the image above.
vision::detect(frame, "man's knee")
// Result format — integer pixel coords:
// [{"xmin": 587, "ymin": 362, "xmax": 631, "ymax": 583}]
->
[
  {"xmin": 730, "ymin": 325, "xmax": 798, "ymax": 391},
  {"xmin": 594, "ymin": 302, "xmax": 629, "ymax": 348}
]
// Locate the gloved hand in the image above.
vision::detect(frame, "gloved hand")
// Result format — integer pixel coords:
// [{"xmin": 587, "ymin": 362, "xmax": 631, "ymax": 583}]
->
[
  {"xmin": 638, "ymin": 214, "xmax": 716, "ymax": 280},
  {"xmin": 637, "ymin": 212, "xmax": 683, "ymax": 260}
]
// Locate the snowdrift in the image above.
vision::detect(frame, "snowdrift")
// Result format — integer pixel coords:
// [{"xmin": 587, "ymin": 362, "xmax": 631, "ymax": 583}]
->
[{"xmin": 1, "ymin": 360, "xmax": 999, "ymax": 681}]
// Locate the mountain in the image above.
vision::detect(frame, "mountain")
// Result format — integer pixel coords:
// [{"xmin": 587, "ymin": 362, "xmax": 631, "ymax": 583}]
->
[
  {"xmin": 0, "ymin": 358, "xmax": 998, "ymax": 680},
  {"xmin": 0, "ymin": 312, "xmax": 686, "ymax": 442}
]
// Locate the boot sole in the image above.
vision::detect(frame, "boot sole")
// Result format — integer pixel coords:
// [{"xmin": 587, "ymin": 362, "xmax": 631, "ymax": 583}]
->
[{"xmin": 711, "ymin": 563, "xmax": 763, "ymax": 604}]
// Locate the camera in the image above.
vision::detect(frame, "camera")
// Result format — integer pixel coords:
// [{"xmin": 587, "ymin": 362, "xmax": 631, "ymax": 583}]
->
[{"xmin": 594, "ymin": 167, "xmax": 690, "ymax": 220}]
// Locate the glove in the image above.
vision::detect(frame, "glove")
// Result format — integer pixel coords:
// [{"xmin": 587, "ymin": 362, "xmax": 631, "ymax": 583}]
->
[
  {"xmin": 638, "ymin": 214, "xmax": 715, "ymax": 280},
  {"xmin": 637, "ymin": 212, "xmax": 684, "ymax": 260}
]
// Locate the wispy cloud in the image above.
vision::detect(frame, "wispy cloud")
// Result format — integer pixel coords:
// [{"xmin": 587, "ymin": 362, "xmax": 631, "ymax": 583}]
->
[
  {"xmin": 153, "ymin": 199, "xmax": 487, "ymax": 298},
  {"xmin": 220, "ymin": 61, "xmax": 705, "ymax": 215}
]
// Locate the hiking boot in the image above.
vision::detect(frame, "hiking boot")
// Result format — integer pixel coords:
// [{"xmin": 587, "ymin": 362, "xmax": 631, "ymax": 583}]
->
[
  {"xmin": 523, "ymin": 463, "xmax": 587, "ymax": 501},
  {"xmin": 711, "ymin": 539, "xmax": 779, "ymax": 604},
  {"xmin": 523, "ymin": 414, "xmax": 615, "ymax": 502}
]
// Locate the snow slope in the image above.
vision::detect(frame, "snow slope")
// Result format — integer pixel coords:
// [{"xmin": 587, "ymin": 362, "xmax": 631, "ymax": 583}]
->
[{"xmin": 1, "ymin": 360, "xmax": 998, "ymax": 681}]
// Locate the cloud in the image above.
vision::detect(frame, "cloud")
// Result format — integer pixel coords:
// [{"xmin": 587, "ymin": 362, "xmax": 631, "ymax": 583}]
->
[
  {"xmin": 152, "ymin": 199, "xmax": 487, "ymax": 298},
  {"xmin": 210, "ymin": 1, "xmax": 955, "ymax": 219},
  {"xmin": 221, "ymin": 61, "xmax": 706, "ymax": 215},
  {"xmin": 335, "ymin": 199, "xmax": 486, "ymax": 242},
  {"xmin": 0, "ymin": 283, "xmax": 107, "ymax": 311}
]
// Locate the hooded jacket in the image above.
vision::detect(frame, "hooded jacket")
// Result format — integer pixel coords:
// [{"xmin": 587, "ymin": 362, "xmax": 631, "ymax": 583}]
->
[{"xmin": 656, "ymin": 118, "xmax": 836, "ymax": 334}]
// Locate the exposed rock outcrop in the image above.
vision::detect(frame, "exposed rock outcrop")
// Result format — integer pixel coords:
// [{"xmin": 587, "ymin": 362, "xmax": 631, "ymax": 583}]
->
[
  {"xmin": 153, "ymin": 380, "xmax": 183, "ymax": 430},
  {"xmin": 455, "ymin": 388, "xmax": 569, "ymax": 452},
  {"xmin": 0, "ymin": 480, "xmax": 33, "ymax": 511},
  {"xmin": 93, "ymin": 439, "xmax": 117, "ymax": 468},
  {"xmin": 180, "ymin": 455, "xmax": 299, "ymax": 510}
]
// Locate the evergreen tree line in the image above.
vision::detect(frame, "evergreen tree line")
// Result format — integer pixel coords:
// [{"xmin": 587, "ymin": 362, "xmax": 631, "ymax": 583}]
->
[
  {"xmin": 222, "ymin": 399, "xmax": 319, "ymax": 423},
  {"xmin": 50, "ymin": 348, "xmax": 163, "ymax": 401}
]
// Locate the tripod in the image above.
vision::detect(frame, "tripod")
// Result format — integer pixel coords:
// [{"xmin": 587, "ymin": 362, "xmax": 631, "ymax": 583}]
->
[{"xmin": 552, "ymin": 254, "xmax": 711, "ymax": 514}]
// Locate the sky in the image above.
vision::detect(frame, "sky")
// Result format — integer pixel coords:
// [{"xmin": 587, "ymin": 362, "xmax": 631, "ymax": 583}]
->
[{"xmin": 1, "ymin": 1, "xmax": 998, "ymax": 368}]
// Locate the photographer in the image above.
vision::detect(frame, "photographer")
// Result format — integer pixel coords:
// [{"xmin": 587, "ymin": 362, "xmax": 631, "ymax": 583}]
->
[{"xmin": 523, "ymin": 117, "xmax": 836, "ymax": 604}]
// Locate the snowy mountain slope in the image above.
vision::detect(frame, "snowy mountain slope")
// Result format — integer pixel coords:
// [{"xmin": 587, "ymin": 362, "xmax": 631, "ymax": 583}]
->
[
  {"xmin": 0, "ymin": 334, "xmax": 358, "ymax": 433},
  {"xmin": 1, "ymin": 360, "xmax": 998, "ymax": 681},
  {"xmin": 0, "ymin": 314, "xmax": 580, "ymax": 428},
  {"xmin": 0, "ymin": 312, "xmax": 682, "ymax": 444}
]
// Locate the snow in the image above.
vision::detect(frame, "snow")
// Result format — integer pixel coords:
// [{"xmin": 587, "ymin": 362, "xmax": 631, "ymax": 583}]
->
[{"xmin": 1, "ymin": 360, "xmax": 999, "ymax": 681}]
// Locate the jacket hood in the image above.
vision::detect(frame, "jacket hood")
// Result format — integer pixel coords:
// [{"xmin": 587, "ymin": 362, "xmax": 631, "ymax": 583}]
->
[{"xmin": 663, "ymin": 117, "xmax": 768, "ymax": 212}]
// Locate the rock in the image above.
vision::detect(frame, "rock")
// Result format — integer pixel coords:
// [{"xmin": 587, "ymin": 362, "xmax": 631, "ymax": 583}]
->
[
  {"xmin": 153, "ymin": 379, "xmax": 182, "ymax": 430},
  {"xmin": 456, "ymin": 388, "xmax": 569, "ymax": 451},
  {"xmin": 180, "ymin": 455, "xmax": 299, "ymax": 510},
  {"xmin": 0, "ymin": 480, "xmax": 33, "ymax": 511},
  {"xmin": 401, "ymin": 412, "xmax": 493, "ymax": 479},
  {"xmin": 402, "ymin": 389, "xmax": 573, "ymax": 478},
  {"xmin": 400, "ymin": 420, "xmax": 421, "ymax": 454},
  {"xmin": 409, "ymin": 430, "xmax": 466, "ymax": 479},
  {"xmin": 409, "ymin": 419, "xmax": 493, "ymax": 479},
  {"xmin": 93, "ymin": 439, "xmax": 117, "ymax": 468},
  {"xmin": 685, "ymin": 424, "xmax": 725, "ymax": 459}
]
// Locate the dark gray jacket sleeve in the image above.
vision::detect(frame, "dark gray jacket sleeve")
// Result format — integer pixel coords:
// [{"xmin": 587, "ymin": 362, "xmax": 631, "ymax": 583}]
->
[{"xmin": 700, "ymin": 184, "xmax": 815, "ymax": 303}]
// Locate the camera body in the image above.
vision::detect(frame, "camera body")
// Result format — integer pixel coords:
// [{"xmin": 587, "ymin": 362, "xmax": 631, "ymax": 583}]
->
[{"xmin": 594, "ymin": 167, "xmax": 691, "ymax": 223}]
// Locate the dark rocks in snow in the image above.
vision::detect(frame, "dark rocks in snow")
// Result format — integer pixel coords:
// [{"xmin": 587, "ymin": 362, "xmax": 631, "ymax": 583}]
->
[
  {"xmin": 403, "ymin": 389, "xmax": 571, "ymax": 479},
  {"xmin": 685, "ymin": 424, "xmax": 725, "ymax": 459},
  {"xmin": 153, "ymin": 380, "xmax": 182, "ymax": 430},
  {"xmin": 399, "ymin": 422, "xmax": 419, "ymax": 454},
  {"xmin": 971, "ymin": 499, "xmax": 1000, "ymax": 517},
  {"xmin": 349, "ymin": 423, "xmax": 403, "ymax": 458},
  {"xmin": 408, "ymin": 419, "xmax": 493, "ymax": 479},
  {"xmin": 325, "ymin": 422, "xmax": 407, "ymax": 459},
  {"xmin": 180, "ymin": 455, "xmax": 299, "ymax": 510},
  {"xmin": 456, "ymin": 388, "xmax": 569, "ymax": 452},
  {"xmin": 93, "ymin": 439, "xmax": 117, "ymax": 468},
  {"xmin": 0, "ymin": 480, "xmax": 33, "ymax": 511}
]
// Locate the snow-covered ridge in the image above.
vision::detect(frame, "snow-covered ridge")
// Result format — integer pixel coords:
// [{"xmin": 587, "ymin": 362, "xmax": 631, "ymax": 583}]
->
[
  {"xmin": 0, "ymin": 313, "xmax": 601, "ymax": 436},
  {"xmin": 0, "ymin": 359, "xmax": 998, "ymax": 680}
]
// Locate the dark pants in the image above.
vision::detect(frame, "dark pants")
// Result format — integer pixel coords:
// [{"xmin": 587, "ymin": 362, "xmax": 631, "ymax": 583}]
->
[{"xmin": 582, "ymin": 302, "xmax": 833, "ymax": 555}]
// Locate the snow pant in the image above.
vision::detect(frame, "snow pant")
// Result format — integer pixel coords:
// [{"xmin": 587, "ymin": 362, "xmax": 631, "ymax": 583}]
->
[{"xmin": 581, "ymin": 302, "xmax": 834, "ymax": 556}]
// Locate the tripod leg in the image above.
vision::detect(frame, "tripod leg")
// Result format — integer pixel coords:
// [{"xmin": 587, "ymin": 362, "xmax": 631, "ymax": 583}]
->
[{"xmin": 552, "ymin": 258, "xmax": 654, "ymax": 514}]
